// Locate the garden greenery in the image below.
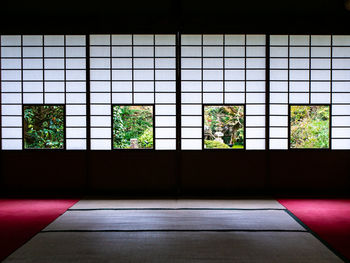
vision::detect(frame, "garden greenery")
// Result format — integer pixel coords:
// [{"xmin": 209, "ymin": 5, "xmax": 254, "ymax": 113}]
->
[
  {"xmin": 113, "ymin": 106, "xmax": 153, "ymax": 149},
  {"xmin": 204, "ymin": 105, "xmax": 244, "ymax": 149},
  {"xmin": 23, "ymin": 105, "xmax": 64, "ymax": 149},
  {"xmin": 290, "ymin": 105, "xmax": 330, "ymax": 149}
]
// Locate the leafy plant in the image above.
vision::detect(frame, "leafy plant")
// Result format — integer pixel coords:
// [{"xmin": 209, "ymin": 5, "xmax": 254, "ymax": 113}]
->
[
  {"xmin": 113, "ymin": 106, "xmax": 153, "ymax": 149},
  {"xmin": 204, "ymin": 140, "xmax": 230, "ymax": 149},
  {"xmin": 204, "ymin": 105, "xmax": 244, "ymax": 149},
  {"xmin": 290, "ymin": 105, "xmax": 329, "ymax": 148},
  {"xmin": 24, "ymin": 105, "xmax": 64, "ymax": 149},
  {"xmin": 138, "ymin": 127, "xmax": 153, "ymax": 149}
]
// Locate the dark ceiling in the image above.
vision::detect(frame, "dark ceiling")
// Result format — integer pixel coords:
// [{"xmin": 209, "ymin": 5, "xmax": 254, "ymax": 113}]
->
[{"xmin": 1, "ymin": 0, "xmax": 350, "ymax": 33}]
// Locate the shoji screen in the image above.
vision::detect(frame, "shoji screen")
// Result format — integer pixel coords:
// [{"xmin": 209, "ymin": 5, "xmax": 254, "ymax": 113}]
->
[
  {"xmin": 269, "ymin": 35, "xmax": 350, "ymax": 149},
  {"xmin": 181, "ymin": 34, "xmax": 266, "ymax": 150},
  {"xmin": 89, "ymin": 35, "xmax": 176, "ymax": 150},
  {"xmin": 0, "ymin": 35, "xmax": 87, "ymax": 150}
]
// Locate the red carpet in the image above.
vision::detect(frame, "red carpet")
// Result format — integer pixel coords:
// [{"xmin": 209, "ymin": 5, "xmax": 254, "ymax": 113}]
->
[
  {"xmin": 0, "ymin": 199, "xmax": 78, "ymax": 261},
  {"xmin": 278, "ymin": 199, "xmax": 350, "ymax": 261}
]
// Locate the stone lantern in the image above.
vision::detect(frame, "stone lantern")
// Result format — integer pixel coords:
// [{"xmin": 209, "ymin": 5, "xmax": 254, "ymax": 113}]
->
[
  {"xmin": 214, "ymin": 126, "xmax": 224, "ymax": 143},
  {"xmin": 130, "ymin": 138, "xmax": 139, "ymax": 149}
]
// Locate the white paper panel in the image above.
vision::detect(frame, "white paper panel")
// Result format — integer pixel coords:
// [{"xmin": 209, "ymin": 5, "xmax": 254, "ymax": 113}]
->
[
  {"xmin": 245, "ymin": 139, "xmax": 265, "ymax": 149},
  {"xmin": 203, "ymin": 93, "xmax": 223, "ymax": 103},
  {"xmin": 246, "ymin": 128, "xmax": 265, "ymax": 138},
  {"xmin": 224, "ymin": 93, "xmax": 245, "ymax": 103},
  {"xmin": 182, "ymin": 93, "xmax": 201, "ymax": 103},
  {"xmin": 181, "ymin": 105, "xmax": 202, "ymax": 115},
  {"xmin": 181, "ymin": 116, "xmax": 201, "ymax": 126},
  {"xmin": 1, "ymin": 105, "xmax": 22, "ymax": 115},
  {"xmin": 23, "ymin": 93, "xmax": 43, "ymax": 103},
  {"xmin": 66, "ymin": 47, "xmax": 85, "ymax": 57},
  {"xmin": 270, "ymin": 116, "xmax": 288, "ymax": 126},
  {"xmin": 246, "ymin": 105, "xmax": 265, "ymax": 115},
  {"xmin": 91, "ymin": 139, "xmax": 111, "ymax": 150},
  {"xmin": 333, "ymin": 36, "xmax": 350, "ymax": 46},
  {"xmin": 290, "ymin": 59, "xmax": 309, "ymax": 69},
  {"xmin": 270, "ymin": 93, "xmax": 288, "ymax": 103},
  {"xmin": 45, "ymin": 93, "xmax": 65, "ymax": 104},
  {"xmin": 66, "ymin": 128, "xmax": 86, "ymax": 138},
  {"xmin": 90, "ymin": 105, "xmax": 111, "ymax": 115},
  {"xmin": 91, "ymin": 128, "xmax": 111, "ymax": 138},
  {"xmin": 332, "ymin": 128, "xmax": 350, "ymax": 138},
  {"xmin": 155, "ymin": 139, "xmax": 176, "ymax": 150},
  {"xmin": 270, "ymin": 127, "xmax": 288, "ymax": 138},
  {"xmin": 112, "ymin": 47, "xmax": 133, "ymax": 57},
  {"xmin": 2, "ymin": 139, "xmax": 22, "ymax": 150},
  {"xmin": 332, "ymin": 105, "xmax": 350, "ymax": 115},
  {"xmin": 112, "ymin": 35, "xmax": 132, "ymax": 45},
  {"xmin": 181, "ymin": 128, "xmax": 202, "ymax": 138},
  {"xmin": 2, "ymin": 128, "xmax": 22, "ymax": 138},
  {"xmin": 45, "ymin": 59, "xmax": 64, "ymax": 69},
  {"xmin": 66, "ymin": 93, "xmax": 86, "ymax": 104},
  {"xmin": 270, "ymin": 105, "xmax": 288, "ymax": 115},
  {"xmin": 90, "ymin": 116, "xmax": 110, "ymax": 127},
  {"xmin": 270, "ymin": 35, "xmax": 288, "ymax": 45},
  {"xmin": 156, "ymin": 116, "xmax": 176, "ymax": 127},
  {"xmin": 90, "ymin": 35, "xmax": 110, "ymax": 45},
  {"xmin": 289, "ymin": 93, "xmax": 309, "ymax": 103},
  {"xmin": 332, "ymin": 116, "xmax": 350, "ymax": 126},
  {"xmin": 111, "ymin": 93, "xmax": 132, "ymax": 103},
  {"xmin": 44, "ymin": 35, "xmax": 64, "ymax": 46},
  {"xmin": 246, "ymin": 116, "xmax": 265, "ymax": 126},
  {"xmin": 290, "ymin": 35, "xmax": 309, "ymax": 46},
  {"xmin": 134, "ymin": 93, "xmax": 154, "ymax": 103},
  {"xmin": 270, "ymin": 81, "xmax": 288, "ymax": 92},
  {"xmin": 66, "ymin": 139, "xmax": 86, "ymax": 150},
  {"xmin": 332, "ymin": 139, "xmax": 350, "ymax": 149},
  {"xmin": 155, "ymin": 128, "xmax": 176, "ymax": 138},
  {"xmin": 311, "ymin": 93, "xmax": 330, "ymax": 104},
  {"xmin": 155, "ymin": 93, "xmax": 176, "ymax": 104},
  {"xmin": 289, "ymin": 82, "xmax": 309, "ymax": 92},
  {"xmin": 181, "ymin": 139, "xmax": 202, "ymax": 150},
  {"xmin": 66, "ymin": 105, "xmax": 86, "ymax": 115},
  {"xmin": 332, "ymin": 59, "xmax": 350, "ymax": 69},
  {"xmin": 181, "ymin": 35, "xmax": 201, "ymax": 45},
  {"xmin": 270, "ymin": 139, "xmax": 288, "ymax": 149},
  {"xmin": 181, "ymin": 47, "xmax": 201, "ymax": 57},
  {"xmin": 225, "ymin": 35, "xmax": 245, "ymax": 45},
  {"xmin": 66, "ymin": 36, "xmax": 85, "ymax": 46},
  {"xmin": 155, "ymin": 105, "xmax": 176, "ymax": 115},
  {"xmin": 1, "ymin": 35, "xmax": 21, "ymax": 46},
  {"xmin": 246, "ymin": 93, "xmax": 265, "ymax": 103}
]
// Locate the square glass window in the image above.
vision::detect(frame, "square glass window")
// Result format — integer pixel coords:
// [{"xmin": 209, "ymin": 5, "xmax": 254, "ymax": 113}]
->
[
  {"xmin": 290, "ymin": 105, "xmax": 330, "ymax": 149},
  {"xmin": 204, "ymin": 105, "xmax": 244, "ymax": 149},
  {"xmin": 23, "ymin": 105, "xmax": 65, "ymax": 149},
  {"xmin": 112, "ymin": 105, "xmax": 154, "ymax": 149}
]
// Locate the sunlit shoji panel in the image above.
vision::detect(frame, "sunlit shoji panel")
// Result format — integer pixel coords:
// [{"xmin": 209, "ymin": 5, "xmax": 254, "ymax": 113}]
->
[
  {"xmin": 0, "ymin": 35, "xmax": 87, "ymax": 150},
  {"xmin": 89, "ymin": 34, "xmax": 176, "ymax": 150},
  {"xmin": 269, "ymin": 35, "xmax": 350, "ymax": 149},
  {"xmin": 181, "ymin": 34, "xmax": 266, "ymax": 150}
]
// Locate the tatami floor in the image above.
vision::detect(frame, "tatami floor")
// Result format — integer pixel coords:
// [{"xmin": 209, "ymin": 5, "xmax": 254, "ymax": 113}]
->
[{"xmin": 4, "ymin": 199, "xmax": 344, "ymax": 262}]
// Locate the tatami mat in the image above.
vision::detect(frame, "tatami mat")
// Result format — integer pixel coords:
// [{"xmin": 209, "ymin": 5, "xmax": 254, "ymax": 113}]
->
[
  {"xmin": 4, "ymin": 232, "xmax": 342, "ymax": 263},
  {"xmin": 70, "ymin": 199, "xmax": 284, "ymax": 209},
  {"xmin": 44, "ymin": 210, "xmax": 304, "ymax": 231}
]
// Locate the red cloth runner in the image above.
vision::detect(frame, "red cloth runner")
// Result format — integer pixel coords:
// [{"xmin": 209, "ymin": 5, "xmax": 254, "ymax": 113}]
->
[
  {"xmin": 0, "ymin": 199, "xmax": 78, "ymax": 261},
  {"xmin": 278, "ymin": 199, "xmax": 350, "ymax": 261}
]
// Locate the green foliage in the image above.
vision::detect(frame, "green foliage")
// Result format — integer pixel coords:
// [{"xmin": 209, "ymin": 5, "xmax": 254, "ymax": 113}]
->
[
  {"xmin": 24, "ymin": 105, "xmax": 64, "ymax": 149},
  {"xmin": 290, "ymin": 105, "xmax": 329, "ymax": 148},
  {"xmin": 113, "ymin": 106, "xmax": 153, "ymax": 149},
  {"xmin": 138, "ymin": 127, "xmax": 153, "ymax": 149},
  {"xmin": 204, "ymin": 140, "xmax": 230, "ymax": 149},
  {"xmin": 204, "ymin": 106, "xmax": 244, "ymax": 148}
]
